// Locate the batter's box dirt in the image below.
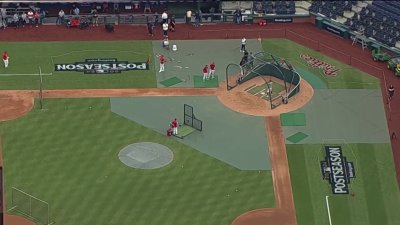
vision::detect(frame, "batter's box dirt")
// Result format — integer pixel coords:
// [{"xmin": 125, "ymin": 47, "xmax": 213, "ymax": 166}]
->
[{"xmin": 217, "ymin": 76, "xmax": 314, "ymax": 117}]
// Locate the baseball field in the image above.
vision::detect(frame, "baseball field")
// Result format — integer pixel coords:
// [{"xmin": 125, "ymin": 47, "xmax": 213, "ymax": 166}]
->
[{"xmin": 0, "ymin": 23, "xmax": 399, "ymax": 225}]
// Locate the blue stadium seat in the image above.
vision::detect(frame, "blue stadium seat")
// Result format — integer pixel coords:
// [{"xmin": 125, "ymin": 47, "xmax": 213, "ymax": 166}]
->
[{"xmin": 350, "ymin": 2, "xmax": 400, "ymax": 47}]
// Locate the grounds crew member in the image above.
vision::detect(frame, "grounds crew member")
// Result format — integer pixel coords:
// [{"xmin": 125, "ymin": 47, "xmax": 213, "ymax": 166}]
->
[
  {"xmin": 388, "ymin": 85, "xmax": 395, "ymax": 100},
  {"xmin": 162, "ymin": 22, "xmax": 168, "ymax": 37},
  {"xmin": 186, "ymin": 10, "xmax": 192, "ymax": 24},
  {"xmin": 162, "ymin": 38, "xmax": 170, "ymax": 50},
  {"xmin": 161, "ymin": 11, "xmax": 168, "ymax": 24},
  {"xmin": 241, "ymin": 37, "xmax": 246, "ymax": 52}
]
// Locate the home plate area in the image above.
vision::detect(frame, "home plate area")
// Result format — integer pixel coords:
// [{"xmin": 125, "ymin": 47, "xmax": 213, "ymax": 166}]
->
[{"xmin": 245, "ymin": 79, "xmax": 285, "ymax": 101}]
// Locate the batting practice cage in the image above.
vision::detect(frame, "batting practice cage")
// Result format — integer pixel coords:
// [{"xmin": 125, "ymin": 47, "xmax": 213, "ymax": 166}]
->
[{"xmin": 225, "ymin": 52, "xmax": 301, "ymax": 109}]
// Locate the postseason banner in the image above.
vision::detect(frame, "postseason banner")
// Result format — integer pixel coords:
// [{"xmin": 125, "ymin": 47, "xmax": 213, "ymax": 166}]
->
[
  {"xmin": 320, "ymin": 146, "xmax": 356, "ymax": 194},
  {"xmin": 55, "ymin": 58, "xmax": 149, "ymax": 74}
]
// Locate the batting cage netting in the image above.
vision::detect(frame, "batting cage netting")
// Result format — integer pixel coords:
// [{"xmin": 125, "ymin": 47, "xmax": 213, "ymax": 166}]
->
[
  {"xmin": 225, "ymin": 51, "xmax": 302, "ymax": 109},
  {"xmin": 225, "ymin": 63, "xmax": 243, "ymax": 90}
]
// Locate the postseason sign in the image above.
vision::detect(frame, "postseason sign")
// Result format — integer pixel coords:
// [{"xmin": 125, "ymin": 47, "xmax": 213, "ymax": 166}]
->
[
  {"xmin": 55, "ymin": 58, "xmax": 149, "ymax": 74},
  {"xmin": 320, "ymin": 146, "xmax": 356, "ymax": 194}
]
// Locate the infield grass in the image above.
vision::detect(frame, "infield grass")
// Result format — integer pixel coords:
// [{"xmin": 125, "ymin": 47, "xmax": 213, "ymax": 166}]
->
[
  {"xmin": 287, "ymin": 144, "xmax": 400, "ymax": 225},
  {"xmin": 0, "ymin": 41, "xmax": 156, "ymax": 89},
  {"xmin": 262, "ymin": 39, "xmax": 380, "ymax": 89},
  {"xmin": 0, "ymin": 98, "xmax": 274, "ymax": 225}
]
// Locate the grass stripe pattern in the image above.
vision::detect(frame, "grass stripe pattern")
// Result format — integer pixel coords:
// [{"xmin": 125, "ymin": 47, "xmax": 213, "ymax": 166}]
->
[{"xmin": 0, "ymin": 98, "xmax": 274, "ymax": 225}]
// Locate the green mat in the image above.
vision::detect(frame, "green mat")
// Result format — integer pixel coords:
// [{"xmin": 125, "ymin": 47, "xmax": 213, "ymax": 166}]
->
[
  {"xmin": 193, "ymin": 76, "xmax": 219, "ymax": 88},
  {"xmin": 160, "ymin": 76, "xmax": 183, "ymax": 87},
  {"xmin": 286, "ymin": 132, "xmax": 309, "ymax": 143},
  {"xmin": 175, "ymin": 125, "xmax": 196, "ymax": 139},
  {"xmin": 280, "ymin": 113, "xmax": 306, "ymax": 126}
]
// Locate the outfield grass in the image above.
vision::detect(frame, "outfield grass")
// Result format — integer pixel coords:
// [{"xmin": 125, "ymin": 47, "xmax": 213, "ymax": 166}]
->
[
  {"xmin": 0, "ymin": 98, "xmax": 274, "ymax": 225},
  {"xmin": 0, "ymin": 41, "xmax": 156, "ymax": 89},
  {"xmin": 287, "ymin": 144, "xmax": 400, "ymax": 225},
  {"xmin": 262, "ymin": 39, "xmax": 380, "ymax": 89}
]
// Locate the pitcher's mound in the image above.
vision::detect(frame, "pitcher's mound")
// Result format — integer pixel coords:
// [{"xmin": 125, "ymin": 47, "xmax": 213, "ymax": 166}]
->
[{"xmin": 118, "ymin": 142, "xmax": 173, "ymax": 169}]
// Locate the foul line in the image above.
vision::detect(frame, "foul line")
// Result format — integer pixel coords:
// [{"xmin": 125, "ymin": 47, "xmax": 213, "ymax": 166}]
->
[
  {"xmin": 325, "ymin": 196, "xmax": 333, "ymax": 225},
  {"xmin": 0, "ymin": 73, "xmax": 53, "ymax": 76},
  {"xmin": 50, "ymin": 49, "xmax": 148, "ymax": 59},
  {"xmin": 50, "ymin": 49, "xmax": 149, "ymax": 65}
]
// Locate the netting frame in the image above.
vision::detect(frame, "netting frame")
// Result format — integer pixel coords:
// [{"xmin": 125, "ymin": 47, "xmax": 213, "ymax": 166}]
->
[
  {"xmin": 184, "ymin": 104, "xmax": 202, "ymax": 131},
  {"xmin": 9, "ymin": 187, "xmax": 52, "ymax": 225},
  {"xmin": 225, "ymin": 63, "xmax": 243, "ymax": 90}
]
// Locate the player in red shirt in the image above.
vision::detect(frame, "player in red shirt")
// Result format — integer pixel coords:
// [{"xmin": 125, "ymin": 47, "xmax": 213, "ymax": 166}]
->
[
  {"xmin": 202, "ymin": 65, "xmax": 208, "ymax": 81},
  {"xmin": 2, "ymin": 51, "xmax": 9, "ymax": 68},
  {"xmin": 159, "ymin": 54, "xmax": 166, "ymax": 73},
  {"xmin": 170, "ymin": 118, "xmax": 178, "ymax": 135},
  {"xmin": 209, "ymin": 62, "xmax": 215, "ymax": 79}
]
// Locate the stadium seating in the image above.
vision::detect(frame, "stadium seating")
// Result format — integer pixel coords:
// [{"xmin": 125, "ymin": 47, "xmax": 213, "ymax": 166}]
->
[
  {"xmin": 309, "ymin": 0, "xmax": 357, "ymax": 20},
  {"xmin": 309, "ymin": 0, "xmax": 399, "ymax": 47},
  {"xmin": 345, "ymin": 1, "xmax": 400, "ymax": 47},
  {"xmin": 253, "ymin": 0, "xmax": 296, "ymax": 15}
]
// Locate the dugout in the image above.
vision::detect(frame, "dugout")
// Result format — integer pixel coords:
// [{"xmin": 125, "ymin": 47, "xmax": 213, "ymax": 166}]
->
[{"xmin": 226, "ymin": 51, "xmax": 301, "ymax": 108}]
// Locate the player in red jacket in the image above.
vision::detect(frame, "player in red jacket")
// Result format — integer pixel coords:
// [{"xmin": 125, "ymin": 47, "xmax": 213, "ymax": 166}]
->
[
  {"xmin": 202, "ymin": 65, "xmax": 208, "ymax": 81},
  {"xmin": 2, "ymin": 51, "xmax": 9, "ymax": 68},
  {"xmin": 159, "ymin": 54, "xmax": 166, "ymax": 73},
  {"xmin": 170, "ymin": 118, "xmax": 178, "ymax": 135},
  {"xmin": 209, "ymin": 62, "xmax": 215, "ymax": 79}
]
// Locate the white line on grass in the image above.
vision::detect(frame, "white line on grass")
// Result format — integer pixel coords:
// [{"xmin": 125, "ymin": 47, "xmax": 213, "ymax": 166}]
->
[
  {"xmin": 255, "ymin": 87, "xmax": 267, "ymax": 96},
  {"xmin": 0, "ymin": 73, "xmax": 53, "ymax": 76},
  {"xmin": 50, "ymin": 50, "xmax": 148, "ymax": 59},
  {"xmin": 325, "ymin": 195, "xmax": 333, "ymax": 225},
  {"xmin": 245, "ymin": 85, "xmax": 258, "ymax": 92},
  {"xmin": 50, "ymin": 50, "xmax": 149, "ymax": 65}
]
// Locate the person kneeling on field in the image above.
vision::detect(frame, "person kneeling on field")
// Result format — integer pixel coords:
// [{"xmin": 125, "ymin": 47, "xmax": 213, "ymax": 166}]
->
[{"xmin": 163, "ymin": 38, "xmax": 170, "ymax": 50}]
